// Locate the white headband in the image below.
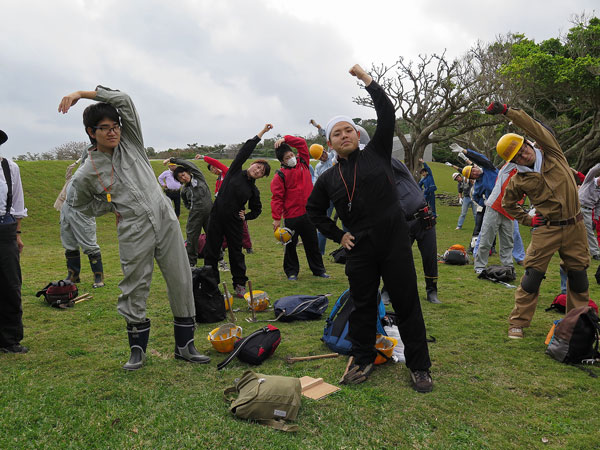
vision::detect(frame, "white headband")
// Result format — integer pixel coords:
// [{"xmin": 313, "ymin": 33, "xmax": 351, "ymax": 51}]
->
[{"xmin": 325, "ymin": 115, "xmax": 358, "ymax": 141}]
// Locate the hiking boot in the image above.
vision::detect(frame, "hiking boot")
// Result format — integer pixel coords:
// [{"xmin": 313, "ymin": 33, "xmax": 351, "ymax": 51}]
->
[
  {"xmin": 425, "ymin": 279, "xmax": 442, "ymax": 304},
  {"xmin": 88, "ymin": 251, "xmax": 105, "ymax": 288},
  {"xmin": 65, "ymin": 249, "xmax": 81, "ymax": 283},
  {"xmin": 508, "ymin": 327, "xmax": 523, "ymax": 339},
  {"xmin": 234, "ymin": 284, "xmax": 246, "ymax": 298},
  {"xmin": 123, "ymin": 319, "xmax": 150, "ymax": 371},
  {"xmin": 0, "ymin": 344, "xmax": 29, "ymax": 354},
  {"xmin": 340, "ymin": 359, "xmax": 374, "ymax": 385},
  {"xmin": 410, "ymin": 369, "xmax": 433, "ymax": 393},
  {"xmin": 218, "ymin": 260, "xmax": 230, "ymax": 272}
]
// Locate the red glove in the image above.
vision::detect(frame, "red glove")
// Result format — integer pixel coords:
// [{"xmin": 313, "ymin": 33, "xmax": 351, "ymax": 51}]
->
[
  {"xmin": 531, "ymin": 214, "xmax": 547, "ymax": 227},
  {"xmin": 485, "ymin": 101, "xmax": 508, "ymax": 115}
]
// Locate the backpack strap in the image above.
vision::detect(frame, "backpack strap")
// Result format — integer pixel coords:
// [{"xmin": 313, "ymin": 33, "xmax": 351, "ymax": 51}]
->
[
  {"xmin": 217, "ymin": 327, "xmax": 267, "ymax": 370},
  {"xmin": 1, "ymin": 158, "xmax": 12, "ymax": 216},
  {"xmin": 276, "ymin": 170, "xmax": 285, "ymax": 183},
  {"xmin": 259, "ymin": 419, "xmax": 298, "ymax": 432}
]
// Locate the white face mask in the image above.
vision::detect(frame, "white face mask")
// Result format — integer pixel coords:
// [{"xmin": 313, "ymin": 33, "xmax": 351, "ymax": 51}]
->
[{"xmin": 286, "ymin": 156, "xmax": 297, "ymax": 168}]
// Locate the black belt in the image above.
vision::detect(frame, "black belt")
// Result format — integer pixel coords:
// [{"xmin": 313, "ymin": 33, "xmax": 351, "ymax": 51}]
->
[
  {"xmin": 547, "ymin": 212, "xmax": 583, "ymax": 226},
  {"xmin": 164, "ymin": 189, "xmax": 180, "ymax": 194}
]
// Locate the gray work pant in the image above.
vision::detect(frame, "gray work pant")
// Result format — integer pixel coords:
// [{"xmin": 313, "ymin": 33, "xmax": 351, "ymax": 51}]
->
[
  {"xmin": 581, "ymin": 207, "xmax": 599, "ymax": 257},
  {"xmin": 474, "ymin": 208, "xmax": 514, "ymax": 271},
  {"xmin": 116, "ymin": 209, "xmax": 195, "ymax": 323},
  {"xmin": 60, "ymin": 207, "xmax": 100, "ymax": 254}
]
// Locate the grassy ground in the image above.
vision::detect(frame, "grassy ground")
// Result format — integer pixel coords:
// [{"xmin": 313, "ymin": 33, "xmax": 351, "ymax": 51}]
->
[{"xmin": 1, "ymin": 160, "xmax": 599, "ymax": 449}]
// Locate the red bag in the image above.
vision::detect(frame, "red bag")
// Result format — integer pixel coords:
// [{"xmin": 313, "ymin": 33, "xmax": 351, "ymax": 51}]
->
[
  {"xmin": 36, "ymin": 280, "xmax": 79, "ymax": 309},
  {"xmin": 546, "ymin": 293, "xmax": 598, "ymax": 314}
]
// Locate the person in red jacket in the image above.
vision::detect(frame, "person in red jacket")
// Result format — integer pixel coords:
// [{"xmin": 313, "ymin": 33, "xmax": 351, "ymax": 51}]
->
[{"xmin": 271, "ymin": 136, "xmax": 328, "ymax": 280}]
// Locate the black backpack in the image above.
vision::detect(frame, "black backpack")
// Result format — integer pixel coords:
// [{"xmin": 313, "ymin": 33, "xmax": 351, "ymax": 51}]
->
[
  {"xmin": 192, "ymin": 266, "xmax": 226, "ymax": 323},
  {"xmin": 217, "ymin": 325, "xmax": 281, "ymax": 369},
  {"xmin": 273, "ymin": 294, "xmax": 329, "ymax": 322},
  {"xmin": 36, "ymin": 280, "xmax": 79, "ymax": 308},
  {"xmin": 442, "ymin": 245, "xmax": 469, "ymax": 265},
  {"xmin": 546, "ymin": 306, "xmax": 600, "ymax": 364}
]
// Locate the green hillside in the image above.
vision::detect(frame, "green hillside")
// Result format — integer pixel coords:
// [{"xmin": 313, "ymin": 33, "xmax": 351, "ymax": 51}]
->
[{"xmin": 1, "ymin": 160, "xmax": 598, "ymax": 448}]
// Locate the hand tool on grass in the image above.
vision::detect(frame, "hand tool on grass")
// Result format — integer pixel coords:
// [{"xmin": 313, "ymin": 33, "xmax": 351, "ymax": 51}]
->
[
  {"xmin": 73, "ymin": 293, "xmax": 92, "ymax": 304},
  {"xmin": 222, "ymin": 282, "xmax": 236, "ymax": 323},
  {"xmin": 245, "ymin": 280, "xmax": 257, "ymax": 323},
  {"xmin": 285, "ymin": 353, "xmax": 339, "ymax": 364}
]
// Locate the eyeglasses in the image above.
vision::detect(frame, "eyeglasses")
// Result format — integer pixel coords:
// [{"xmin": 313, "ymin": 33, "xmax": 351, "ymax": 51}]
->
[{"xmin": 93, "ymin": 124, "xmax": 121, "ymax": 134}]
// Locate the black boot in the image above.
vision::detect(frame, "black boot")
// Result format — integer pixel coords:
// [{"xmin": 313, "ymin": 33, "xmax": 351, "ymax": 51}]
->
[
  {"xmin": 425, "ymin": 278, "xmax": 442, "ymax": 304},
  {"xmin": 65, "ymin": 249, "xmax": 81, "ymax": 283},
  {"xmin": 88, "ymin": 251, "xmax": 105, "ymax": 288},
  {"xmin": 123, "ymin": 319, "xmax": 150, "ymax": 371},
  {"xmin": 174, "ymin": 317, "xmax": 210, "ymax": 363}
]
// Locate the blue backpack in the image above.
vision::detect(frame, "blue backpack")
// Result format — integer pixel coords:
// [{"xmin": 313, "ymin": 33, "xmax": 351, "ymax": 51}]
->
[
  {"xmin": 273, "ymin": 294, "xmax": 329, "ymax": 322},
  {"xmin": 321, "ymin": 289, "xmax": 387, "ymax": 355}
]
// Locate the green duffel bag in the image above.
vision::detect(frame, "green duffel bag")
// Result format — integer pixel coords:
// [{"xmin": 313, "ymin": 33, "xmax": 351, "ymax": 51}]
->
[{"xmin": 224, "ymin": 370, "xmax": 301, "ymax": 432}]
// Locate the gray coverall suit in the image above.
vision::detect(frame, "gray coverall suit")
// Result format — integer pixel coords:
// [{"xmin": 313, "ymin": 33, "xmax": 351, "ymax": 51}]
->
[
  {"xmin": 61, "ymin": 182, "xmax": 100, "ymax": 255},
  {"xmin": 170, "ymin": 158, "xmax": 212, "ymax": 266},
  {"xmin": 68, "ymin": 86, "xmax": 195, "ymax": 323}
]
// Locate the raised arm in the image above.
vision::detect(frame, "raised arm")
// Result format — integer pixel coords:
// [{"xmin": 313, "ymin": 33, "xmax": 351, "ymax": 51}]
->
[
  {"xmin": 284, "ymin": 135, "xmax": 310, "ymax": 165},
  {"xmin": 350, "ymin": 64, "xmax": 394, "ymax": 158},
  {"xmin": 169, "ymin": 157, "xmax": 202, "ymax": 177},
  {"xmin": 201, "ymin": 156, "xmax": 229, "ymax": 175},
  {"xmin": 465, "ymin": 149, "xmax": 496, "ymax": 171},
  {"xmin": 228, "ymin": 124, "xmax": 272, "ymax": 175}
]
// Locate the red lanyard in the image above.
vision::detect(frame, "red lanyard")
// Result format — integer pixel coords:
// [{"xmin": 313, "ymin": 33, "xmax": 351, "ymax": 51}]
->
[
  {"xmin": 88, "ymin": 150, "xmax": 114, "ymax": 202},
  {"xmin": 338, "ymin": 162, "xmax": 357, "ymax": 212}
]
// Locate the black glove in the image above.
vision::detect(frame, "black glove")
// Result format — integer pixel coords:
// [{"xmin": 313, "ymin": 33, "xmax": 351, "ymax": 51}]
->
[
  {"xmin": 417, "ymin": 206, "xmax": 436, "ymax": 230},
  {"xmin": 485, "ymin": 101, "xmax": 508, "ymax": 115}
]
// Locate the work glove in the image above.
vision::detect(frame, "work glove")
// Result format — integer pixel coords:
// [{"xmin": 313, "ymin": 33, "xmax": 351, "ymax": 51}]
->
[
  {"xmin": 531, "ymin": 213, "xmax": 547, "ymax": 227},
  {"xmin": 459, "ymin": 198, "xmax": 463, "ymax": 205},
  {"xmin": 485, "ymin": 101, "xmax": 508, "ymax": 115},
  {"xmin": 449, "ymin": 143, "xmax": 465, "ymax": 153},
  {"xmin": 445, "ymin": 162, "xmax": 453, "ymax": 167},
  {"xmin": 457, "ymin": 152, "xmax": 469, "ymax": 163}
]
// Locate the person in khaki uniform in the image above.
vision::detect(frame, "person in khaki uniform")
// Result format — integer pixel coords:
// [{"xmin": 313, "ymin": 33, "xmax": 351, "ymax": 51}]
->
[{"xmin": 486, "ymin": 101, "xmax": 590, "ymax": 339}]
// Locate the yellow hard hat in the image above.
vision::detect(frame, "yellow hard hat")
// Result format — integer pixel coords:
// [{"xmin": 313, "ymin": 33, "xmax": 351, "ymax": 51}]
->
[
  {"xmin": 374, "ymin": 334, "xmax": 398, "ymax": 365},
  {"xmin": 462, "ymin": 165, "xmax": 472, "ymax": 179},
  {"xmin": 244, "ymin": 290, "xmax": 270, "ymax": 311},
  {"xmin": 309, "ymin": 143, "xmax": 324, "ymax": 160},
  {"xmin": 274, "ymin": 227, "xmax": 294, "ymax": 245},
  {"xmin": 207, "ymin": 323, "xmax": 242, "ymax": 353},
  {"xmin": 496, "ymin": 133, "xmax": 524, "ymax": 162},
  {"xmin": 224, "ymin": 294, "xmax": 233, "ymax": 311}
]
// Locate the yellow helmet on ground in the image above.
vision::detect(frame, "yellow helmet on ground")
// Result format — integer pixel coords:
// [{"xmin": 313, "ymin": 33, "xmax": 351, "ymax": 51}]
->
[
  {"xmin": 462, "ymin": 165, "xmax": 473, "ymax": 179},
  {"xmin": 274, "ymin": 227, "xmax": 294, "ymax": 245},
  {"xmin": 374, "ymin": 334, "xmax": 398, "ymax": 365},
  {"xmin": 224, "ymin": 294, "xmax": 233, "ymax": 311},
  {"xmin": 244, "ymin": 290, "xmax": 270, "ymax": 311},
  {"xmin": 496, "ymin": 133, "xmax": 524, "ymax": 162},
  {"xmin": 207, "ymin": 323, "xmax": 242, "ymax": 353},
  {"xmin": 309, "ymin": 143, "xmax": 324, "ymax": 160}
]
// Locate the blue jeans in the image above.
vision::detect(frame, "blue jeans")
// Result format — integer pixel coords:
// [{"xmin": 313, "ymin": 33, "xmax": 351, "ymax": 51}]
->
[
  {"xmin": 457, "ymin": 197, "xmax": 476, "ymax": 228},
  {"xmin": 512, "ymin": 220, "xmax": 525, "ymax": 263}
]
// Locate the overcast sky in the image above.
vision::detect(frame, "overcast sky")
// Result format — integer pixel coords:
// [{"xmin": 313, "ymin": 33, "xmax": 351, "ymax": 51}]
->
[{"xmin": 0, "ymin": 0, "xmax": 597, "ymax": 158}]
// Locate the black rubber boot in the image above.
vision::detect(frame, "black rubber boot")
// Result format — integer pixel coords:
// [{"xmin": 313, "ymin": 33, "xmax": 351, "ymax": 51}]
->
[
  {"xmin": 123, "ymin": 319, "xmax": 150, "ymax": 371},
  {"xmin": 88, "ymin": 251, "xmax": 105, "ymax": 288},
  {"xmin": 174, "ymin": 317, "xmax": 210, "ymax": 364},
  {"xmin": 425, "ymin": 278, "xmax": 442, "ymax": 304},
  {"xmin": 65, "ymin": 249, "xmax": 81, "ymax": 283}
]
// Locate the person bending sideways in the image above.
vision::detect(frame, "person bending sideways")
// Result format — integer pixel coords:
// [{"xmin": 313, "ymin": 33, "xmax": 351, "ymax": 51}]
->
[
  {"xmin": 307, "ymin": 65, "xmax": 432, "ymax": 392},
  {"xmin": 59, "ymin": 86, "xmax": 209, "ymax": 370},
  {"xmin": 486, "ymin": 101, "xmax": 590, "ymax": 339}
]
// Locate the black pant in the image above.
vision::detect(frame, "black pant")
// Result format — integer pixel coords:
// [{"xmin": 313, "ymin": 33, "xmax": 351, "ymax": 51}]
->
[
  {"xmin": 408, "ymin": 219, "xmax": 438, "ymax": 282},
  {"xmin": 0, "ymin": 222, "xmax": 23, "ymax": 347},
  {"xmin": 204, "ymin": 211, "xmax": 247, "ymax": 287},
  {"xmin": 164, "ymin": 189, "xmax": 181, "ymax": 218},
  {"xmin": 283, "ymin": 214, "xmax": 326, "ymax": 277},
  {"xmin": 345, "ymin": 216, "xmax": 431, "ymax": 370}
]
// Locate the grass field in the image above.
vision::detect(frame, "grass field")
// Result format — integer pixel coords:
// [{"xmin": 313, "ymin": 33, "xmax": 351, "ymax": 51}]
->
[{"xmin": 1, "ymin": 159, "xmax": 599, "ymax": 449}]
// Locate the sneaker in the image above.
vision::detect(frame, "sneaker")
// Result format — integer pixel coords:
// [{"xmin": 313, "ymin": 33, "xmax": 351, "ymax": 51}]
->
[
  {"xmin": 234, "ymin": 285, "xmax": 246, "ymax": 299},
  {"xmin": 246, "ymin": 248, "xmax": 254, "ymax": 254},
  {"xmin": 410, "ymin": 369, "xmax": 433, "ymax": 393},
  {"xmin": 0, "ymin": 344, "xmax": 29, "ymax": 354},
  {"xmin": 287, "ymin": 275, "xmax": 298, "ymax": 281},
  {"xmin": 455, "ymin": 226, "xmax": 461, "ymax": 230},
  {"xmin": 340, "ymin": 360, "xmax": 374, "ymax": 385},
  {"xmin": 508, "ymin": 327, "xmax": 523, "ymax": 339},
  {"xmin": 593, "ymin": 254, "xmax": 600, "ymax": 261},
  {"xmin": 474, "ymin": 268, "xmax": 483, "ymax": 274},
  {"xmin": 315, "ymin": 273, "xmax": 330, "ymax": 279},
  {"xmin": 218, "ymin": 260, "xmax": 230, "ymax": 272}
]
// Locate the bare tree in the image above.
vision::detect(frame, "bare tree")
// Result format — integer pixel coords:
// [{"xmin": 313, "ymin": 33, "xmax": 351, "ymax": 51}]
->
[
  {"xmin": 53, "ymin": 141, "xmax": 88, "ymax": 160},
  {"xmin": 355, "ymin": 49, "xmax": 505, "ymax": 175}
]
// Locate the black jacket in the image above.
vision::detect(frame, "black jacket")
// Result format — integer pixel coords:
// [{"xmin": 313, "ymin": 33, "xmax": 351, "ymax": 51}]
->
[
  {"xmin": 307, "ymin": 81, "xmax": 398, "ymax": 243},
  {"xmin": 212, "ymin": 136, "xmax": 262, "ymax": 221}
]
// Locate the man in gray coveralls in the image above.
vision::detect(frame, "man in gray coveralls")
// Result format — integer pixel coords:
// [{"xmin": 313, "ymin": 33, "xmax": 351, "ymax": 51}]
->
[{"xmin": 59, "ymin": 86, "xmax": 209, "ymax": 370}]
